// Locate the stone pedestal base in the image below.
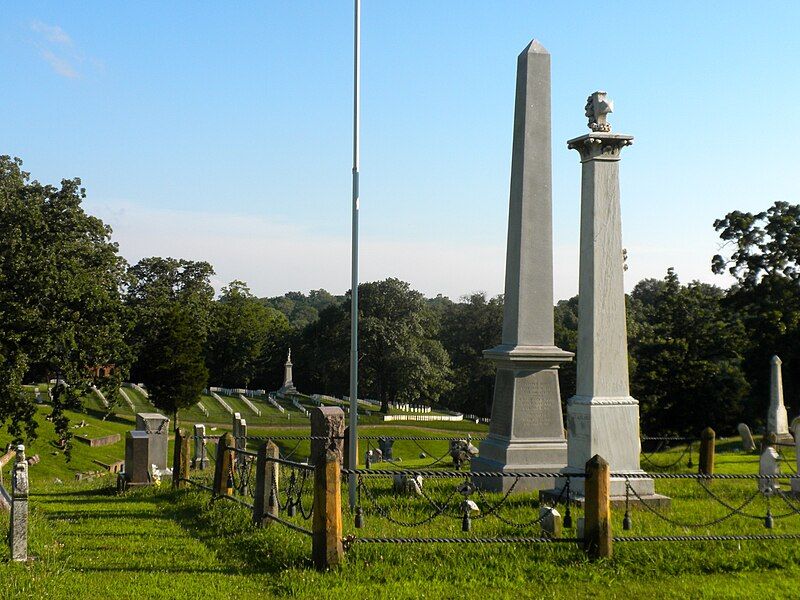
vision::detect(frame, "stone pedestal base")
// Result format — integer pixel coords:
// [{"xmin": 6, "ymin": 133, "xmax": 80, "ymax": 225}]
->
[
  {"xmin": 476, "ymin": 347, "xmax": 573, "ymax": 494},
  {"xmin": 539, "ymin": 485, "xmax": 671, "ymax": 509},
  {"xmin": 192, "ymin": 458, "xmax": 209, "ymax": 470},
  {"xmin": 473, "ymin": 434, "xmax": 566, "ymax": 492}
]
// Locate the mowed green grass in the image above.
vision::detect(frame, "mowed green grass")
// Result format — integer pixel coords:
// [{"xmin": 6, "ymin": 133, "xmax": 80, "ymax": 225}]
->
[
  {"xmin": 4, "ymin": 406, "xmax": 800, "ymax": 598},
  {"xmin": 3, "ymin": 445, "xmax": 800, "ymax": 600}
]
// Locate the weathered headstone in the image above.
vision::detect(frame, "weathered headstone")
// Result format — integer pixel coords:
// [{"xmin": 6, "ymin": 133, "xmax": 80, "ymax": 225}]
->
[
  {"xmin": 392, "ymin": 473, "xmax": 423, "ymax": 496},
  {"xmin": 193, "ymin": 424, "xmax": 208, "ymax": 469},
  {"xmin": 10, "ymin": 445, "xmax": 29, "ymax": 561},
  {"xmin": 135, "ymin": 412, "xmax": 169, "ymax": 470},
  {"xmin": 758, "ymin": 443, "xmax": 781, "ymax": 495},
  {"xmin": 473, "ymin": 40, "xmax": 573, "ymax": 492},
  {"xmin": 378, "ymin": 437, "xmax": 394, "ymax": 461},
  {"xmin": 539, "ymin": 506, "xmax": 562, "ymax": 538},
  {"xmin": 737, "ymin": 423, "xmax": 756, "ymax": 452},
  {"xmin": 550, "ymin": 93, "xmax": 663, "ymax": 505},
  {"xmin": 124, "ymin": 430, "xmax": 151, "ymax": 484},
  {"xmin": 768, "ymin": 356, "xmax": 792, "ymax": 443}
]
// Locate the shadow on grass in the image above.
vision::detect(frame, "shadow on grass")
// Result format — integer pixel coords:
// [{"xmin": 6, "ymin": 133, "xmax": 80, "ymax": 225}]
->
[
  {"xmin": 155, "ymin": 489, "xmax": 312, "ymax": 573},
  {"xmin": 82, "ymin": 407, "xmax": 136, "ymax": 427}
]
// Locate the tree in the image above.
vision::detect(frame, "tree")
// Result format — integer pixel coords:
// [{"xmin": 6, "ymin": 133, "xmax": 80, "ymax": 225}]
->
[
  {"xmin": 136, "ymin": 302, "xmax": 208, "ymax": 430},
  {"xmin": 353, "ymin": 279, "xmax": 452, "ymax": 412},
  {"xmin": 439, "ymin": 293, "xmax": 502, "ymax": 416},
  {"xmin": 712, "ymin": 201, "xmax": 800, "ymax": 423},
  {"xmin": 0, "ymin": 156, "xmax": 129, "ymax": 449},
  {"xmin": 126, "ymin": 257, "xmax": 215, "ymax": 382},
  {"xmin": 207, "ymin": 280, "xmax": 288, "ymax": 388},
  {"xmin": 628, "ymin": 269, "xmax": 748, "ymax": 435}
]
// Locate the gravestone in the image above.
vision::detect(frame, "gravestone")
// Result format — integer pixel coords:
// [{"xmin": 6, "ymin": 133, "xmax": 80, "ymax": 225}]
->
[
  {"xmin": 10, "ymin": 445, "xmax": 29, "ymax": 561},
  {"xmin": 545, "ymin": 92, "xmax": 665, "ymax": 506},
  {"xmin": 539, "ymin": 506, "xmax": 562, "ymax": 538},
  {"xmin": 472, "ymin": 40, "xmax": 573, "ymax": 492},
  {"xmin": 737, "ymin": 423, "xmax": 756, "ymax": 452},
  {"xmin": 378, "ymin": 437, "xmax": 394, "ymax": 461},
  {"xmin": 193, "ymin": 424, "xmax": 208, "ymax": 469},
  {"xmin": 758, "ymin": 443, "xmax": 781, "ymax": 495},
  {"xmin": 135, "ymin": 412, "xmax": 169, "ymax": 470},
  {"xmin": 768, "ymin": 356, "xmax": 792, "ymax": 443},
  {"xmin": 124, "ymin": 431, "xmax": 151, "ymax": 484}
]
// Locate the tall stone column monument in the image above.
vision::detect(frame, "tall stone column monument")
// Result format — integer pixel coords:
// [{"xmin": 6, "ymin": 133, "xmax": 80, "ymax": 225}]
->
[
  {"xmin": 472, "ymin": 40, "xmax": 574, "ymax": 491},
  {"xmin": 768, "ymin": 355, "xmax": 792, "ymax": 442},
  {"xmin": 559, "ymin": 92, "xmax": 663, "ymax": 502},
  {"xmin": 278, "ymin": 349, "xmax": 298, "ymax": 396}
]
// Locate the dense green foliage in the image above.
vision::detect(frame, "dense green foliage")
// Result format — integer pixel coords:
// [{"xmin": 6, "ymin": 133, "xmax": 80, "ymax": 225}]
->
[
  {"xmin": 207, "ymin": 281, "xmax": 289, "ymax": 389},
  {"xmin": 0, "ymin": 156, "xmax": 128, "ymax": 448},
  {"xmin": 1, "ymin": 155, "xmax": 798, "ymax": 440},
  {"xmin": 125, "ymin": 257, "xmax": 215, "ymax": 428}
]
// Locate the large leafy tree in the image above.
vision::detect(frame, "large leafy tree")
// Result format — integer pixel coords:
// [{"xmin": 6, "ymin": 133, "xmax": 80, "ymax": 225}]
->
[
  {"xmin": 712, "ymin": 201, "xmax": 800, "ymax": 423},
  {"xmin": 291, "ymin": 279, "xmax": 452, "ymax": 412},
  {"xmin": 208, "ymin": 280, "xmax": 289, "ymax": 388},
  {"xmin": 628, "ymin": 269, "xmax": 748, "ymax": 435},
  {"xmin": 354, "ymin": 278, "xmax": 452, "ymax": 412},
  {"xmin": 126, "ymin": 257, "xmax": 214, "ymax": 427},
  {"xmin": 137, "ymin": 302, "xmax": 208, "ymax": 430},
  {"xmin": 0, "ymin": 156, "xmax": 129, "ymax": 448},
  {"xmin": 439, "ymin": 293, "xmax": 502, "ymax": 416}
]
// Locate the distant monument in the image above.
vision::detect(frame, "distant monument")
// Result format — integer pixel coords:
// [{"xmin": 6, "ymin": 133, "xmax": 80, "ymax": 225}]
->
[
  {"xmin": 548, "ymin": 92, "xmax": 666, "ymax": 505},
  {"xmin": 472, "ymin": 40, "xmax": 574, "ymax": 491},
  {"xmin": 278, "ymin": 349, "xmax": 298, "ymax": 396},
  {"xmin": 768, "ymin": 355, "xmax": 792, "ymax": 443}
]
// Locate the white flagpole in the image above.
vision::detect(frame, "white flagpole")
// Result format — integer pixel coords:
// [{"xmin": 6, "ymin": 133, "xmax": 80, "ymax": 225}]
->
[{"xmin": 348, "ymin": 0, "xmax": 361, "ymax": 510}]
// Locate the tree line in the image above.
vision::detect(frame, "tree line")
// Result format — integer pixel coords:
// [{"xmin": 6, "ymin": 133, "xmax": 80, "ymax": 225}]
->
[{"xmin": 1, "ymin": 155, "xmax": 797, "ymax": 447}]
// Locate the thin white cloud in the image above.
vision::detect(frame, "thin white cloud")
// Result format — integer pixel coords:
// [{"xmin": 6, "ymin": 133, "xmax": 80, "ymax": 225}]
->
[
  {"xmin": 39, "ymin": 49, "xmax": 78, "ymax": 79},
  {"xmin": 31, "ymin": 21, "xmax": 72, "ymax": 45},
  {"xmin": 30, "ymin": 20, "xmax": 86, "ymax": 79}
]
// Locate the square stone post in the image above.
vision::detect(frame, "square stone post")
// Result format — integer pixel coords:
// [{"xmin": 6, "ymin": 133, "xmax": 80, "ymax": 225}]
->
[
  {"xmin": 556, "ymin": 92, "xmax": 663, "ymax": 504},
  {"xmin": 472, "ymin": 40, "xmax": 573, "ymax": 492},
  {"xmin": 253, "ymin": 441, "xmax": 280, "ymax": 526},
  {"xmin": 311, "ymin": 406, "xmax": 345, "ymax": 465},
  {"xmin": 192, "ymin": 424, "xmax": 208, "ymax": 470},
  {"xmin": 10, "ymin": 445, "xmax": 28, "ymax": 562}
]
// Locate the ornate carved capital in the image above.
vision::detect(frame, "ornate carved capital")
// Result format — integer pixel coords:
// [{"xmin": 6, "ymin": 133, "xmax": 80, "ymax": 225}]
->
[{"xmin": 567, "ymin": 132, "xmax": 634, "ymax": 162}]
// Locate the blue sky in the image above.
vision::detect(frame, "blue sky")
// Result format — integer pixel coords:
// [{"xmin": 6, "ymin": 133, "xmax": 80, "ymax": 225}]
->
[{"xmin": 3, "ymin": 2, "xmax": 799, "ymax": 300}]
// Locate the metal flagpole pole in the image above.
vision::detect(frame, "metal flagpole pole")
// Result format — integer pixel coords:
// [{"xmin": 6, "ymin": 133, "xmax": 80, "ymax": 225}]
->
[{"xmin": 348, "ymin": 0, "xmax": 361, "ymax": 510}]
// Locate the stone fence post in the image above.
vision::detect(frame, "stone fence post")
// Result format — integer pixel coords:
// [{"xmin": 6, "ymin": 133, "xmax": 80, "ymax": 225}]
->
[
  {"xmin": 11, "ymin": 445, "xmax": 29, "ymax": 562},
  {"xmin": 193, "ymin": 424, "xmax": 208, "ymax": 470},
  {"xmin": 584, "ymin": 454, "xmax": 612, "ymax": 559},
  {"xmin": 253, "ymin": 441, "xmax": 280, "ymax": 526},
  {"xmin": 311, "ymin": 407, "xmax": 344, "ymax": 570},
  {"xmin": 172, "ymin": 428, "xmax": 190, "ymax": 490},
  {"xmin": 699, "ymin": 427, "xmax": 715, "ymax": 476},
  {"xmin": 213, "ymin": 433, "xmax": 235, "ymax": 496}
]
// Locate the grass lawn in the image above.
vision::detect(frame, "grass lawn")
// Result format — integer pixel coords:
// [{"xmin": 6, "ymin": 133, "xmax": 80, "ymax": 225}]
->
[{"xmin": 2, "ymin": 407, "xmax": 800, "ymax": 598}]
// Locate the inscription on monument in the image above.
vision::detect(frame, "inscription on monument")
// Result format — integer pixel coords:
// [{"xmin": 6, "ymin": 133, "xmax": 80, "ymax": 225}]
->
[{"xmin": 513, "ymin": 369, "xmax": 562, "ymax": 438}]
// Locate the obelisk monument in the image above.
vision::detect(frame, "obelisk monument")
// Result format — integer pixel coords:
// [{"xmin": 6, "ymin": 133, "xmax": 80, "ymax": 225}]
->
[
  {"xmin": 472, "ymin": 40, "xmax": 574, "ymax": 491},
  {"xmin": 557, "ymin": 92, "xmax": 662, "ymax": 502},
  {"xmin": 768, "ymin": 355, "xmax": 791, "ymax": 442}
]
